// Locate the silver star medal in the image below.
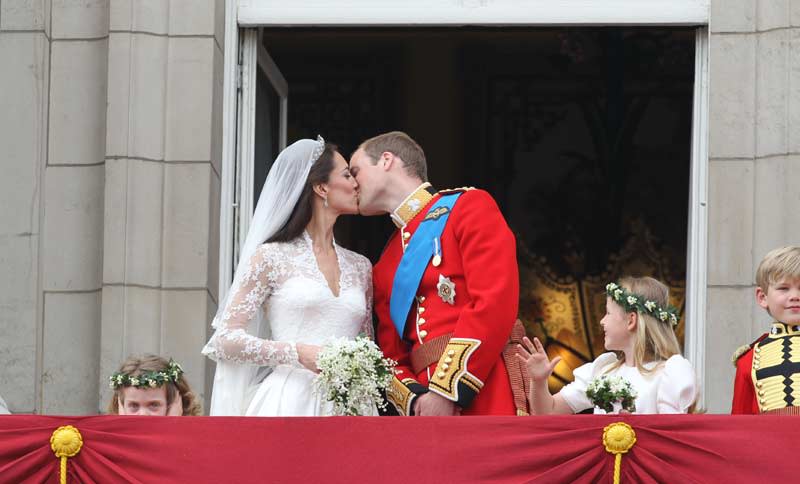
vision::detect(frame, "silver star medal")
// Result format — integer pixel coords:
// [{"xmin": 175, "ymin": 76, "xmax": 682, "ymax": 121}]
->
[
  {"xmin": 437, "ymin": 274, "xmax": 456, "ymax": 305},
  {"xmin": 407, "ymin": 199, "xmax": 421, "ymax": 212}
]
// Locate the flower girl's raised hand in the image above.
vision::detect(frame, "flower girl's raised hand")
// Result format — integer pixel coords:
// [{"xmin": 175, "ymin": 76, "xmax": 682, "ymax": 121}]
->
[{"xmin": 517, "ymin": 336, "xmax": 562, "ymax": 382}]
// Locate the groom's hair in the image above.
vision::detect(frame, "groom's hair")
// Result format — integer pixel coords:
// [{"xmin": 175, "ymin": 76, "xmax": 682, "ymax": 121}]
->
[{"xmin": 360, "ymin": 131, "xmax": 427, "ymax": 182}]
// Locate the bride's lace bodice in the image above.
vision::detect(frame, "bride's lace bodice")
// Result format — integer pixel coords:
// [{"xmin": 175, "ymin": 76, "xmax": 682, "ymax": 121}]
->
[{"xmin": 203, "ymin": 231, "xmax": 373, "ymax": 368}]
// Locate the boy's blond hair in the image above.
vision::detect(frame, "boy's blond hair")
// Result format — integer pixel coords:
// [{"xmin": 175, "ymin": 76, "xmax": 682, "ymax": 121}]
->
[{"xmin": 755, "ymin": 246, "xmax": 800, "ymax": 292}]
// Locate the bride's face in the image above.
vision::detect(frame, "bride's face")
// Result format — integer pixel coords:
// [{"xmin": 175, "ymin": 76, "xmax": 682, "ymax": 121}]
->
[{"xmin": 324, "ymin": 151, "xmax": 360, "ymax": 215}]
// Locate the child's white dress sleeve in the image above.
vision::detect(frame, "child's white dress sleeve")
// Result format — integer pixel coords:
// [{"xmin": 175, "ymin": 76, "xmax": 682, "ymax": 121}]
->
[
  {"xmin": 559, "ymin": 352, "xmax": 618, "ymax": 413},
  {"xmin": 656, "ymin": 355, "xmax": 698, "ymax": 413}
]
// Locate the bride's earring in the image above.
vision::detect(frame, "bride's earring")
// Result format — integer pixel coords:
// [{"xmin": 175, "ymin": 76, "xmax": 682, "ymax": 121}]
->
[{"xmin": 323, "ymin": 195, "xmax": 329, "ymax": 208}]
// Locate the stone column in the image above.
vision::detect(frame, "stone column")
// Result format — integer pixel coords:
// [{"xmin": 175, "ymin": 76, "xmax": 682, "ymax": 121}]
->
[
  {"xmin": 0, "ymin": 0, "xmax": 50, "ymax": 414},
  {"xmin": 707, "ymin": 0, "xmax": 800, "ymax": 412},
  {"xmin": 101, "ymin": 0, "xmax": 218, "ymax": 412},
  {"xmin": 41, "ymin": 0, "xmax": 109, "ymax": 414},
  {"xmin": 0, "ymin": 0, "xmax": 110, "ymax": 414}
]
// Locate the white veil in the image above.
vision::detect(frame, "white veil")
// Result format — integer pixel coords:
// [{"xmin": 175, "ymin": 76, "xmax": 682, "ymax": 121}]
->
[{"xmin": 203, "ymin": 136, "xmax": 326, "ymax": 415}]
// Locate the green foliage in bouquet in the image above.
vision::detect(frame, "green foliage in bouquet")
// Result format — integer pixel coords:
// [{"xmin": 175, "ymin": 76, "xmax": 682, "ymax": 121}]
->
[
  {"xmin": 586, "ymin": 375, "xmax": 637, "ymax": 413},
  {"xmin": 315, "ymin": 336, "xmax": 397, "ymax": 416}
]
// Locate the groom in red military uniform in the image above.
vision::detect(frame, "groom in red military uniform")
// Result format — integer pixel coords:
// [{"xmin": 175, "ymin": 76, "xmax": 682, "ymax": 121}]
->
[{"xmin": 349, "ymin": 131, "xmax": 520, "ymax": 416}]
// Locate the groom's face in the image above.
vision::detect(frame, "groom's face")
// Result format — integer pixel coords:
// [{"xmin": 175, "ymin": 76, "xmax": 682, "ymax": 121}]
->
[{"xmin": 349, "ymin": 148, "xmax": 384, "ymax": 215}]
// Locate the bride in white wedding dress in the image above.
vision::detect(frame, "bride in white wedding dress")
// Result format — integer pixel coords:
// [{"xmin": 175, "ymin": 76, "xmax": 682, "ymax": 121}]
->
[{"xmin": 202, "ymin": 137, "xmax": 373, "ymax": 416}]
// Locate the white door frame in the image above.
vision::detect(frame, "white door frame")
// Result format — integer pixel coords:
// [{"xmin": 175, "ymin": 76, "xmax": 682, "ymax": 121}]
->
[
  {"xmin": 235, "ymin": 29, "xmax": 288, "ymax": 265},
  {"xmin": 219, "ymin": 0, "xmax": 239, "ymax": 301},
  {"xmin": 685, "ymin": 27, "xmax": 710, "ymax": 407},
  {"xmin": 219, "ymin": 0, "xmax": 711, "ymax": 404},
  {"xmin": 237, "ymin": 0, "xmax": 710, "ymax": 26},
  {"xmin": 219, "ymin": 8, "xmax": 288, "ymax": 288}
]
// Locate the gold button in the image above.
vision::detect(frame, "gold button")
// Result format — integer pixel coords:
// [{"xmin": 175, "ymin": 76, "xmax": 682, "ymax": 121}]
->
[
  {"xmin": 419, "ymin": 296, "xmax": 426, "ymax": 303},
  {"xmin": 419, "ymin": 330, "xmax": 428, "ymax": 338},
  {"xmin": 418, "ymin": 318, "xmax": 426, "ymax": 325},
  {"xmin": 755, "ymin": 347, "xmax": 761, "ymax": 353},
  {"xmin": 418, "ymin": 307, "xmax": 425, "ymax": 314},
  {"xmin": 437, "ymin": 372, "xmax": 446, "ymax": 378},
  {"xmin": 760, "ymin": 399, "xmax": 766, "ymax": 405},
  {"xmin": 444, "ymin": 357, "xmax": 453, "ymax": 364},
  {"xmin": 403, "ymin": 232, "xmax": 411, "ymax": 240},
  {"xmin": 448, "ymin": 350, "xmax": 455, "ymax": 356},
  {"xmin": 442, "ymin": 364, "xmax": 450, "ymax": 370},
  {"xmin": 758, "ymin": 391, "xmax": 765, "ymax": 396},
  {"xmin": 756, "ymin": 382, "xmax": 763, "ymax": 388}
]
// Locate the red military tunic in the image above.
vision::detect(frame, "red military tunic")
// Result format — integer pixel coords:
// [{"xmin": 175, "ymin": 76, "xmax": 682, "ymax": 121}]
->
[
  {"xmin": 731, "ymin": 334, "xmax": 766, "ymax": 414},
  {"xmin": 732, "ymin": 322, "xmax": 800, "ymax": 415},
  {"xmin": 373, "ymin": 184, "xmax": 519, "ymax": 415}
]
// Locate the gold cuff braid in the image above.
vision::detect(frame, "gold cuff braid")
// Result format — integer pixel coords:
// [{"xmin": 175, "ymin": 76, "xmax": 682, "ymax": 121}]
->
[
  {"xmin": 386, "ymin": 377, "xmax": 419, "ymax": 416},
  {"xmin": 429, "ymin": 338, "xmax": 483, "ymax": 403}
]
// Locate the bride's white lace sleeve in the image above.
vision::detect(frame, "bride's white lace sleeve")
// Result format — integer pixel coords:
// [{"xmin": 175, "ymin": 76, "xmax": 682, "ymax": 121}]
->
[
  {"xmin": 360, "ymin": 258, "xmax": 374, "ymax": 340},
  {"xmin": 206, "ymin": 244, "xmax": 299, "ymax": 367}
]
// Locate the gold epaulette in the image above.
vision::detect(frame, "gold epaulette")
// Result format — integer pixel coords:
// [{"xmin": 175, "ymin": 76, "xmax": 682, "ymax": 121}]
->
[
  {"xmin": 438, "ymin": 186, "xmax": 475, "ymax": 195},
  {"xmin": 731, "ymin": 344, "xmax": 752, "ymax": 367},
  {"xmin": 731, "ymin": 333, "xmax": 768, "ymax": 367}
]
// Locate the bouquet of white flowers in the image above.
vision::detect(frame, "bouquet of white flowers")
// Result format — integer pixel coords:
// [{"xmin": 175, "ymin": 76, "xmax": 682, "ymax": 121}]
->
[
  {"xmin": 586, "ymin": 375, "xmax": 637, "ymax": 414},
  {"xmin": 314, "ymin": 337, "xmax": 396, "ymax": 416}
]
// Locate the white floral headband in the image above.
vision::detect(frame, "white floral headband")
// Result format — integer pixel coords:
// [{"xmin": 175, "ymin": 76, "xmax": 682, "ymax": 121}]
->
[
  {"xmin": 605, "ymin": 282, "xmax": 680, "ymax": 326},
  {"xmin": 109, "ymin": 360, "xmax": 184, "ymax": 390}
]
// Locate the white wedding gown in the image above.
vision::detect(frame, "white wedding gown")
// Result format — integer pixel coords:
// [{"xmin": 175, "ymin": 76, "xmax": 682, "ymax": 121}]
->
[{"xmin": 202, "ymin": 231, "xmax": 373, "ymax": 416}]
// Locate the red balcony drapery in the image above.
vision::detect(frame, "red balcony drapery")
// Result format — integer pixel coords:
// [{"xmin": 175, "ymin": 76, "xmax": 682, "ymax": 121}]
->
[{"xmin": 0, "ymin": 414, "xmax": 795, "ymax": 483}]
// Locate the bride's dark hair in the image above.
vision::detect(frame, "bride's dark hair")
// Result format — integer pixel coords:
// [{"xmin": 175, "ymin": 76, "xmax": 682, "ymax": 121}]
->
[{"xmin": 266, "ymin": 143, "xmax": 338, "ymax": 243}]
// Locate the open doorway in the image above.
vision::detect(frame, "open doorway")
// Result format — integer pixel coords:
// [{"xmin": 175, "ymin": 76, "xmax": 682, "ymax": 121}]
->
[{"xmin": 254, "ymin": 27, "xmax": 696, "ymax": 390}]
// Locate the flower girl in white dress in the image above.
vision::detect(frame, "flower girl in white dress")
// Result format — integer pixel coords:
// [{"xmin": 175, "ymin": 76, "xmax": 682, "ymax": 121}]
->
[{"xmin": 518, "ymin": 276, "xmax": 697, "ymax": 414}]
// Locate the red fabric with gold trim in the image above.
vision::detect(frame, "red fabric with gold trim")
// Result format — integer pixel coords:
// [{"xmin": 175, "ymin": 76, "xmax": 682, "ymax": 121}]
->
[
  {"xmin": 374, "ymin": 189, "xmax": 518, "ymax": 415},
  {"xmin": 2, "ymin": 415, "xmax": 800, "ymax": 483}
]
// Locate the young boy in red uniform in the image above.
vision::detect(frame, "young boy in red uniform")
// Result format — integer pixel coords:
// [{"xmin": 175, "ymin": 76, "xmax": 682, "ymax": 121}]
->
[{"xmin": 732, "ymin": 246, "xmax": 800, "ymax": 414}]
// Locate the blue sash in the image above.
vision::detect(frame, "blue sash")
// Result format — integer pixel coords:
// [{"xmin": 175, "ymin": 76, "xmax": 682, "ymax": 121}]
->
[{"xmin": 389, "ymin": 193, "xmax": 462, "ymax": 337}]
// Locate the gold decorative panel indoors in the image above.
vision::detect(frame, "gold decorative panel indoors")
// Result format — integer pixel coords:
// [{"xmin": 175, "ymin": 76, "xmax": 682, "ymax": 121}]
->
[{"xmin": 517, "ymin": 221, "xmax": 686, "ymax": 393}]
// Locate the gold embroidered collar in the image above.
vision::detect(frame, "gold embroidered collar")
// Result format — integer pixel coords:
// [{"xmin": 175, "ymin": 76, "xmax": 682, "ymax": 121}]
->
[
  {"xmin": 767, "ymin": 322, "xmax": 800, "ymax": 337},
  {"xmin": 390, "ymin": 182, "xmax": 435, "ymax": 228}
]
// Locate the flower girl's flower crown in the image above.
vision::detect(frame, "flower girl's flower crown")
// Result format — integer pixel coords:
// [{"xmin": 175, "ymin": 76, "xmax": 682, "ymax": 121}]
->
[
  {"xmin": 109, "ymin": 360, "xmax": 184, "ymax": 390},
  {"xmin": 605, "ymin": 282, "xmax": 680, "ymax": 326}
]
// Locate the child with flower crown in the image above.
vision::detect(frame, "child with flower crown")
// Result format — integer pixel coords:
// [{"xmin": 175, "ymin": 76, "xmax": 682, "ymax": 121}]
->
[
  {"xmin": 517, "ymin": 276, "xmax": 697, "ymax": 414},
  {"xmin": 107, "ymin": 354, "xmax": 202, "ymax": 416}
]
